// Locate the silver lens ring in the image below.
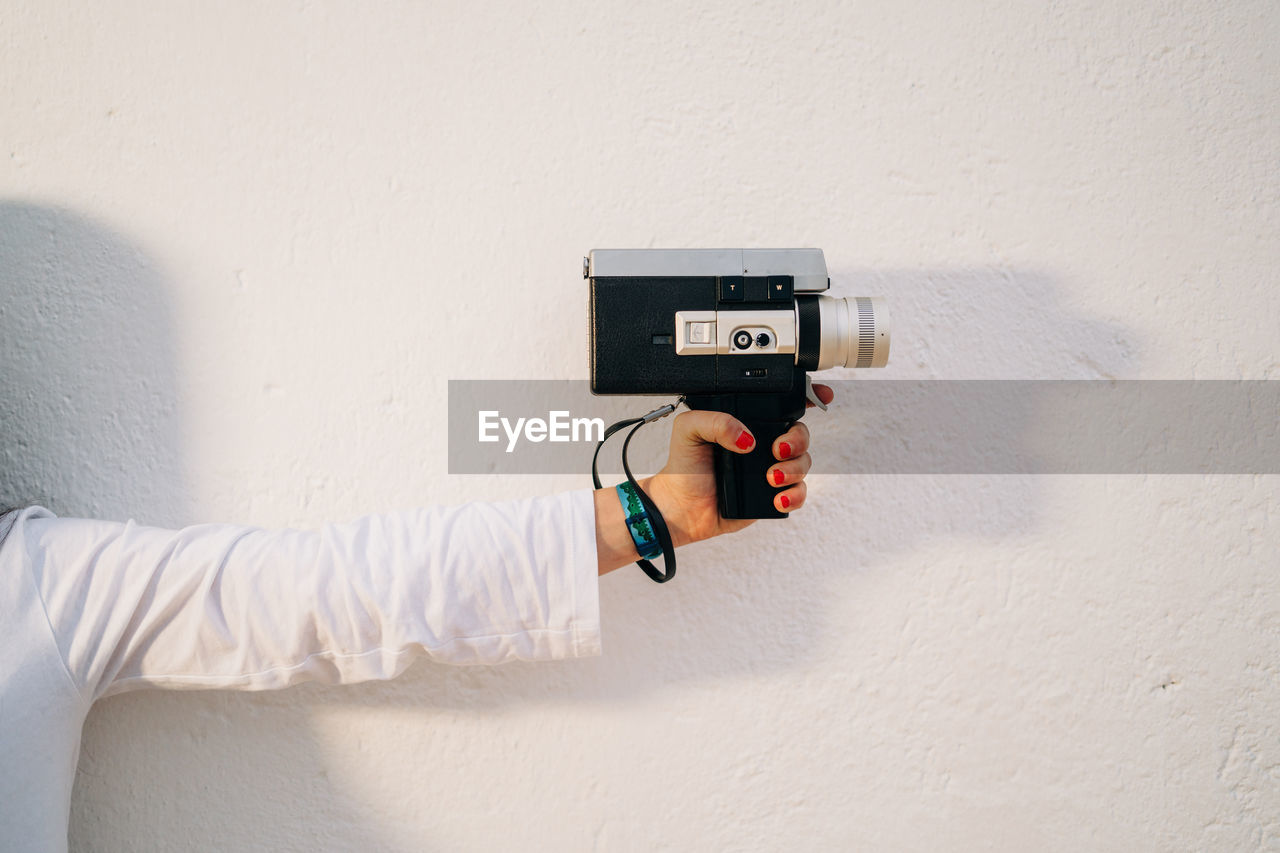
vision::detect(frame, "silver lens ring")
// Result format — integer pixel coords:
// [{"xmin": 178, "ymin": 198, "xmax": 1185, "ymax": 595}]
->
[{"xmin": 815, "ymin": 295, "xmax": 891, "ymax": 369}]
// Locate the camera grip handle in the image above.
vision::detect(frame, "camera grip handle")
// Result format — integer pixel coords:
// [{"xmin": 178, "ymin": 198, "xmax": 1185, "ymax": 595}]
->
[
  {"xmin": 713, "ymin": 417, "xmax": 793, "ymax": 519},
  {"xmin": 687, "ymin": 379, "xmax": 809, "ymax": 520}
]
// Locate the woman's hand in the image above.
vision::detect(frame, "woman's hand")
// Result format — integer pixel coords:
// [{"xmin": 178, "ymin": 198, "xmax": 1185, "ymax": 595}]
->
[{"xmin": 594, "ymin": 384, "xmax": 834, "ymax": 575}]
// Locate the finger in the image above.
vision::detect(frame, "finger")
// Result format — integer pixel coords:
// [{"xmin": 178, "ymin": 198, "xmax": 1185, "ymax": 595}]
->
[
  {"xmin": 775, "ymin": 481, "xmax": 807, "ymax": 512},
  {"xmin": 671, "ymin": 410, "xmax": 755, "ymax": 455},
  {"xmin": 773, "ymin": 421, "xmax": 811, "ymax": 460},
  {"xmin": 766, "ymin": 453, "xmax": 812, "ymax": 488},
  {"xmin": 804, "ymin": 383, "xmax": 836, "ymax": 409}
]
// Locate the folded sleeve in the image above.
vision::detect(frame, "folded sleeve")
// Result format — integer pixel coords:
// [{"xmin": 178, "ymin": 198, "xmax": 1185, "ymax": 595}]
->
[{"xmin": 19, "ymin": 489, "xmax": 601, "ymax": 701}]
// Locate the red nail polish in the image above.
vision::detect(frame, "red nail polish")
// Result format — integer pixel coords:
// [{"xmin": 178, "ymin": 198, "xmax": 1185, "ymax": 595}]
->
[
  {"xmin": 778, "ymin": 442, "xmax": 792, "ymax": 460},
  {"xmin": 735, "ymin": 430, "xmax": 754, "ymax": 450},
  {"xmin": 772, "ymin": 469, "xmax": 784, "ymax": 485},
  {"xmin": 780, "ymin": 494, "xmax": 791, "ymax": 509}
]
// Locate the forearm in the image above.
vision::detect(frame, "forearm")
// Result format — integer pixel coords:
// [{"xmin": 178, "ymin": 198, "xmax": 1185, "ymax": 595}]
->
[{"xmin": 25, "ymin": 492, "xmax": 602, "ymax": 700}]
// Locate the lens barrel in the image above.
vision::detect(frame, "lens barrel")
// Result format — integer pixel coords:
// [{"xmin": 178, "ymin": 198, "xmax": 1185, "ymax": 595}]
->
[{"xmin": 811, "ymin": 295, "xmax": 891, "ymax": 369}]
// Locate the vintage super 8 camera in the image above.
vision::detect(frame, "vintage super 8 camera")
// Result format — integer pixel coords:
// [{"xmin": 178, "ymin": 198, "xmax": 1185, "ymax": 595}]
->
[{"xmin": 587, "ymin": 248, "xmax": 889, "ymax": 519}]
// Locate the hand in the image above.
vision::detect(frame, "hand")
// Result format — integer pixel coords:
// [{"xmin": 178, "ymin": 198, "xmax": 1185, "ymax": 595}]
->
[{"xmin": 594, "ymin": 384, "xmax": 835, "ymax": 575}]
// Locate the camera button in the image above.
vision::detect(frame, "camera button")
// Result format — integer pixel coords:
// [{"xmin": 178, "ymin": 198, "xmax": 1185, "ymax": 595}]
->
[
  {"xmin": 767, "ymin": 275, "xmax": 794, "ymax": 302},
  {"xmin": 733, "ymin": 330, "xmax": 753, "ymax": 350},
  {"xmin": 719, "ymin": 276, "xmax": 745, "ymax": 302},
  {"xmin": 688, "ymin": 321, "xmax": 714, "ymax": 345}
]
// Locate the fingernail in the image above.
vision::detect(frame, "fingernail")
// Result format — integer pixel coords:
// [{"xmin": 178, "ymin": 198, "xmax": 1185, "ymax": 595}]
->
[
  {"xmin": 780, "ymin": 494, "xmax": 791, "ymax": 509},
  {"xmin": 735, "ymin": 430, "xmax": 754, "ymax": 450},
  {"xmin": 778, "ymin": 442, "xmax": 791, "ymax": 460},
  {"xmin": 772, "ymin": 469, "xmax": 785, "ymax": 485}
]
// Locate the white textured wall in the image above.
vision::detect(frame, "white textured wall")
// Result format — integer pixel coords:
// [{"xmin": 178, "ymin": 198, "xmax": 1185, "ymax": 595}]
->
[{"xmin": 3, "ymin": 1, "xmax": 1277, "ymax": 850}]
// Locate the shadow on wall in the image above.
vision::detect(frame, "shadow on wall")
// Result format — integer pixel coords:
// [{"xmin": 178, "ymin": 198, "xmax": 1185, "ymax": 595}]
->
[
  {"xmin": 3, "ymin": 206, "xmax": 1137, "ymax": 849},
  {"xmin": 0, "ymin": 202, "xmax": 187, "ymax": 527},
  {"xmin": 320, "ymin": 265, "xmax": 1139, "ymax": 713},
  {"xmin": 213, "ymin": 268, "xmax": 1135, "ymax": 721},
  {"xmin": 0, "ymin": 203, "xmax": 415, "ymax": 850}
]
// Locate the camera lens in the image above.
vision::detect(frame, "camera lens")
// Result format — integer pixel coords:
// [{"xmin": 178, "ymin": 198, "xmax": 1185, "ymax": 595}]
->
[
  {"xmin": 811, "ymin": 295, "xmax": 891, "ymax": 369},
  {"xmin": 755, "ymin": 332, "xmax": 772, "ymax": 348},
  {"xmin": 733, "ymin": 330, "xmax": 753, "ymax": 350}
]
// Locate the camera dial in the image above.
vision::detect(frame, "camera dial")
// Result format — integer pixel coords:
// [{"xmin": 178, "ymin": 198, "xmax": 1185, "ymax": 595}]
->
[{"xmin": 755, "ymin": 332, "xmax": 772, "ymax": 348}]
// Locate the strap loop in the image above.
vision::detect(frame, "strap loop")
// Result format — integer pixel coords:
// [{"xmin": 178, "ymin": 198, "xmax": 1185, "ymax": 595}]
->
[{"xmin": 591, "ymin": 400, "xmax": 682, "ymax": 583}]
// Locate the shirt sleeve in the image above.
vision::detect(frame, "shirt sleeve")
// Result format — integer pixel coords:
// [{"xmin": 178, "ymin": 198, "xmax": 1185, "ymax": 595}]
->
[{"xmin": 19, "ymin": 489, "xmax": 601, "ymax": 702}]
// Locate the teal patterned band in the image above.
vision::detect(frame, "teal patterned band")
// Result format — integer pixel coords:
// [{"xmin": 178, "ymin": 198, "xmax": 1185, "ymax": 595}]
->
[{"xmin": 616, "ymin": 481, "xmax": 662, "ymax": 560}]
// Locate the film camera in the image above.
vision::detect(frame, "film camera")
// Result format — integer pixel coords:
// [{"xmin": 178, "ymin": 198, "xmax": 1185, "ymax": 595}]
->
[{"xmin": 587, "ymin": 248, "xmax": 889, "ymax": 519}]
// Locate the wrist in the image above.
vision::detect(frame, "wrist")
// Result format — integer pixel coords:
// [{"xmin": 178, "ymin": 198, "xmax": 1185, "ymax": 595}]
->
[
  {"xmin": 592, "ymin": 477, "xmax": 692, "ymax": 576},
  {"xmin": 593, "ymin": 485, "xmax": 640, "ymax": 575},
  {"xmin": 638, "ymin": 475, "xmax": 693, "ymax": 549}
]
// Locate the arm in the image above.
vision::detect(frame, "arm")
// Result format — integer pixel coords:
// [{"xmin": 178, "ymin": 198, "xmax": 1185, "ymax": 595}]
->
[
  {"xmin": 25, "ymin": 491, "xmax": 600, "ymax": 701},
  {"xmin": 22, "ymin": 393, "xmax": 829, "ymax": 701}
]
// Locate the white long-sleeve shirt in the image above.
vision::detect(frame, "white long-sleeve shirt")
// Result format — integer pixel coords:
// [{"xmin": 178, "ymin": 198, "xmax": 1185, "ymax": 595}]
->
[{"xmin": 0, "ymin": 491, "xmax": 601, "ymax": 852}]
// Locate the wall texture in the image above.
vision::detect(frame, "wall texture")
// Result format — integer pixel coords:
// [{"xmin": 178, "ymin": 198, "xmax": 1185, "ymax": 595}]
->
[{"xmin": 2, "ymin": 1, "xmax": 1277, "ymax": 850}]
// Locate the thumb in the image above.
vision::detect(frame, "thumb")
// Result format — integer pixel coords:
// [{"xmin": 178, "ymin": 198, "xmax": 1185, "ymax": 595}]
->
[{"xmin": 666, "ymin": 410, "xmax": 754, "ymax": 470}]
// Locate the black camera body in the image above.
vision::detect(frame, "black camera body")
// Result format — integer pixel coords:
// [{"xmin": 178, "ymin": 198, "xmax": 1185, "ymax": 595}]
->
[{"xmin": 588, "ymin": 249, "xmax": 888, "ymax": 519}]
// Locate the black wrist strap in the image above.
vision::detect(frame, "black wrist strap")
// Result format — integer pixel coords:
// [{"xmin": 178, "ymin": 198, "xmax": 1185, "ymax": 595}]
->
[{"xmin": 591, "ymin": 401, "xmax": 681, "ymax": 583}]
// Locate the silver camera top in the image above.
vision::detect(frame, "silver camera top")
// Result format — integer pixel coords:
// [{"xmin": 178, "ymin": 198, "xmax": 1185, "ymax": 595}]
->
[{"xmin": 585, "ymin": 248, "xmax": 830, "ymax": 293}]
